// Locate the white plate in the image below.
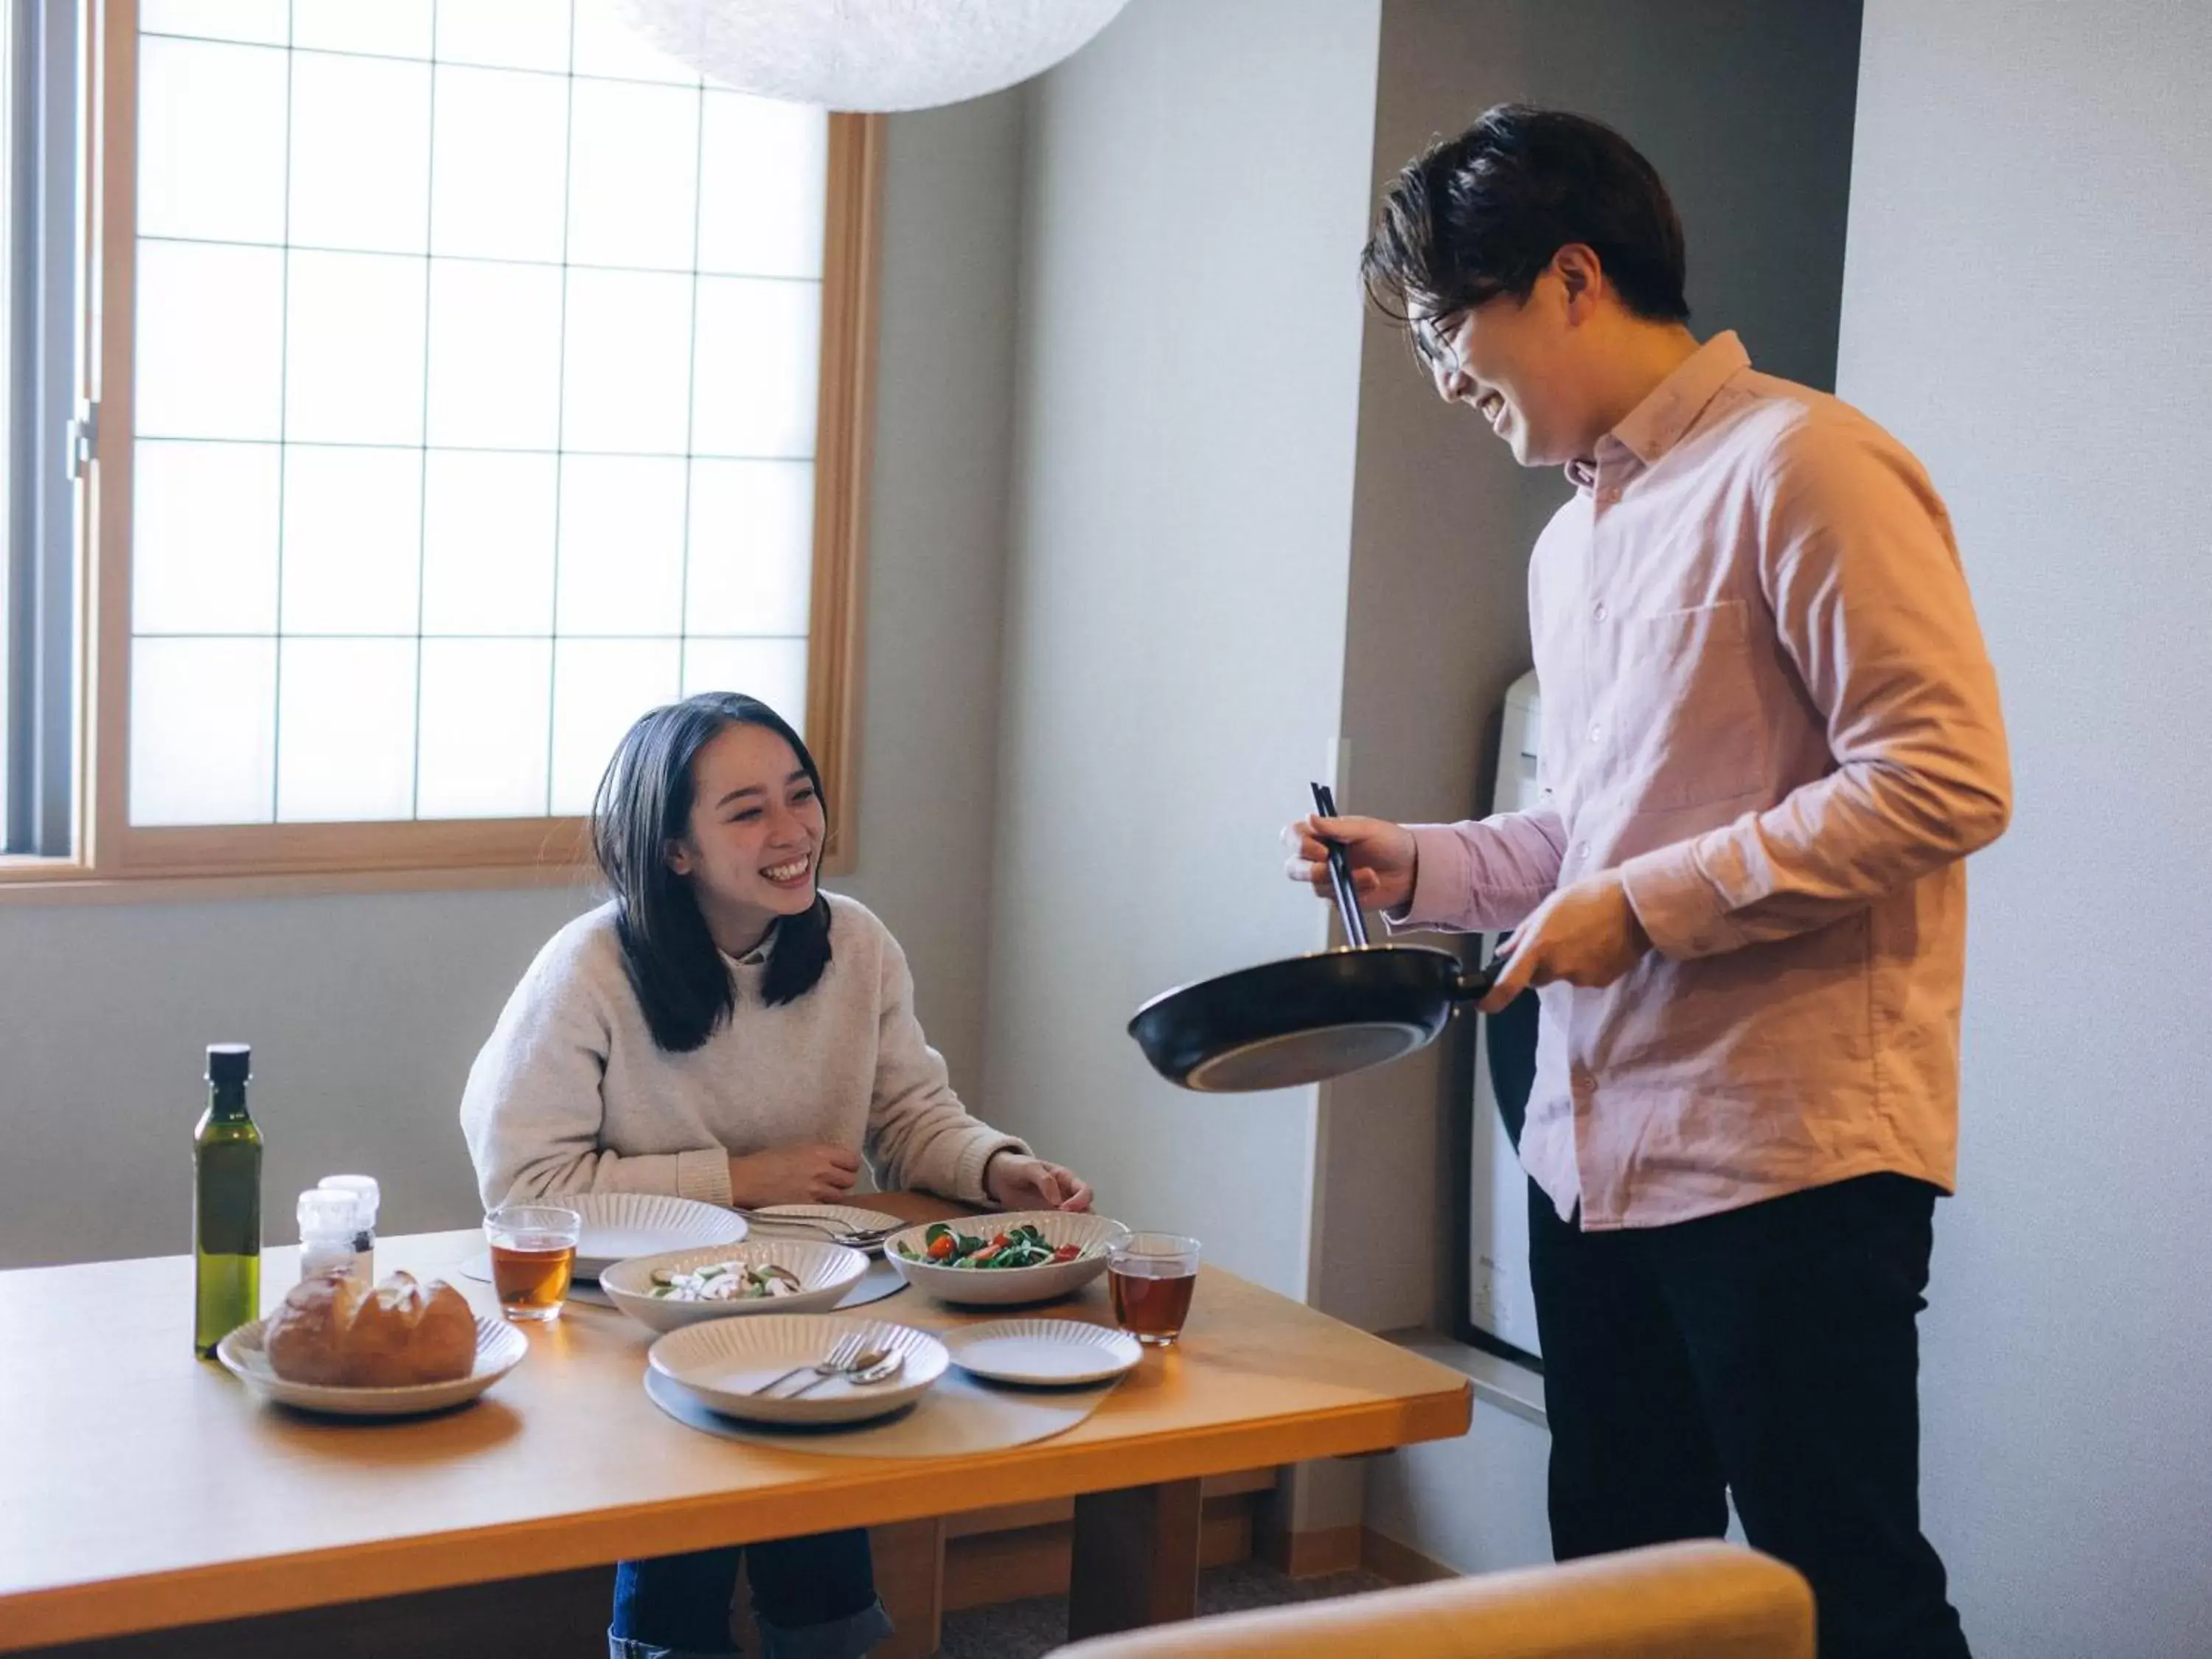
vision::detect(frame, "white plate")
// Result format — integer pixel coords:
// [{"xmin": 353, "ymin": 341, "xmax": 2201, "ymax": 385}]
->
[
  {"xmin": 943, "ymin": 1318, "xmax": 1142, "ymax": 1386},
  {"xmin": 647, "ymin": 1313, "xmax": 948, "ymax": 1426},
  {"xmin": 564, "ymin": 1192, "xmax": 749, "ymax": 1279},
  {"xmin": 599, "ymin": 1239, "xmax": 870, "ymax": 1334},
  {"xmin": 217, "ymin": 1313, "xmax": 526, "ymax": 1417},
  {"xmin": 742, "ymin": 1204, "xmax": 905, "ymax": 1256},
  {"xmin": 885, "ymin": 1211, "xmax": 1129, "ymax": 1307}
]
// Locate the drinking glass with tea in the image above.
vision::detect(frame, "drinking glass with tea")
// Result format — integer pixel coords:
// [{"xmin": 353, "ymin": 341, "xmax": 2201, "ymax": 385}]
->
[
  {"xmin": 484, "ymin": 1203, "xmax": 581, "ymax": 1323},
  {"xmin": 1107, "ymin": 1233, "xmax": 1200, "ymax": 1346}
]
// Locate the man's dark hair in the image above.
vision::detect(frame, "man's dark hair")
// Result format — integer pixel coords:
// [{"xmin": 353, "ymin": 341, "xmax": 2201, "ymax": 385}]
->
[{"xmin": 1361, "ymin": 105, "xmax": 1689, "ymax": 327}]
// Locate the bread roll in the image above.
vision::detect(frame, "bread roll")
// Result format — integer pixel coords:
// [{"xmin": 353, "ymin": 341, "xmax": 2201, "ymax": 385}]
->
[
  {"xmin": 264, "ymin": 1273, "xmax": 366, "ymax": 1385},
  {"xmin": 265, "ymin": 1270, "xmax": 476, "ymax": 1387}
]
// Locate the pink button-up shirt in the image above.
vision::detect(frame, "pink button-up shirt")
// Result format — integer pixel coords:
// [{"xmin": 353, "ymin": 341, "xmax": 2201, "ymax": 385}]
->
[{"xmin": 1397, "ymin": 332, "xmax": 2010, "ymax": 1229}]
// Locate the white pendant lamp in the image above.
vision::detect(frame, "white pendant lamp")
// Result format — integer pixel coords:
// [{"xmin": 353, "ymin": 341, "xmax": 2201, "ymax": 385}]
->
[{"xmin": 616, "ymin": 0, "xmax": 1135, "ymax": 111}]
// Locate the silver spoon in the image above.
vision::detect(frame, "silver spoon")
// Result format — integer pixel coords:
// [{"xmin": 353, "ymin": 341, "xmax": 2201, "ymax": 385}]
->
[
  {"xmin": 847, "ymin": 1352, "xmax": 906, "ymax": 1388},
  {"xmin": 782, "ymin": 1346, "xmax": 889, "ymax": 1400}
]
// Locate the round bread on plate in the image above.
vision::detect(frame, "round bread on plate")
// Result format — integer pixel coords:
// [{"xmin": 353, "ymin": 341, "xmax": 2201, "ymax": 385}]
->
[
  {"xmin": 262, "ymin": 1273, "xmax": 363, "ymax": 1386},
  {"xmin": 342, "ymin": 1273, "xmax": 477, "ymax": 1386},
  {"xmin": 263, "ymin": 1270, "xmax": 476, "ymax": 1388},
  {"xmin": 220, "ymin": 1308, "xmax": 526, "ymax": 1419}
]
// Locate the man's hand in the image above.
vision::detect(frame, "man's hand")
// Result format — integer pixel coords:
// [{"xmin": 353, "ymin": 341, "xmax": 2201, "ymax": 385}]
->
[
  {"xmin": 985, "ymin": 1153, "xmax": 1095, "ymax": 1213},
  {"xmin": 1479, "ymin": 872, "xmax": 1651, "ymax": 1013},
  {"xmin": 728, "ymin": 1143, "xmax": 861, "ymax": 1207},
  {"xmin": 1283, "ymin": 813, "xmax": 1419, "ymax": 914}
]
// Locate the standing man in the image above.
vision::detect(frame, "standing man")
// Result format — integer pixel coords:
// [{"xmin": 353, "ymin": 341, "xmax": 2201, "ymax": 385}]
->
[{"xmin": 1289, "ymin": 106, "xmax": 2006, "ymax": 1659}]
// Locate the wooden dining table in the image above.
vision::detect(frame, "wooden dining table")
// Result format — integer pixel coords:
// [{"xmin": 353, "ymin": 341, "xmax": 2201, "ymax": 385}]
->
[{"xmin": 1, "ymin": 1193, "xmax": 1471, "ymax": 1656}]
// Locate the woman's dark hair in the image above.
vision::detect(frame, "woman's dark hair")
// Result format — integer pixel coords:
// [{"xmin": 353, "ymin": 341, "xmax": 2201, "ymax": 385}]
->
[
  {"xmin": 591, "ymin": 692, "xmax": 833, "ymax": 1052},
  {"xmin": 1360, "ymin": 104, "xmax": 1689, "ymax": 328}
]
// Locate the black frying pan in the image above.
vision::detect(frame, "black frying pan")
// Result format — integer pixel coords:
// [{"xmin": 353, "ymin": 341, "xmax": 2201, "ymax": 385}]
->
[{"xmin": 1126, "ymin": 785, "xmax": 1505, "ymax": 1092}]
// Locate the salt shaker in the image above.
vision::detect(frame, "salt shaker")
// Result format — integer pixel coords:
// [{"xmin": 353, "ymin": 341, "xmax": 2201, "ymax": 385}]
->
[
  {"xmin": 296, "ymin": 1189, "xmax": 361, "ymax": 1285},
  {"xmin": 317, "ymin": 1173, "xmax": 380, "ymax": 1284}
]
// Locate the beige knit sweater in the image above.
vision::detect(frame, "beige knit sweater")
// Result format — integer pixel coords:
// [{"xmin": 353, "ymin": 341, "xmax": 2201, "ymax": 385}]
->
[{"xmin": 460, "ymin": 893, "xmax": 1026, "ymax": 1210}]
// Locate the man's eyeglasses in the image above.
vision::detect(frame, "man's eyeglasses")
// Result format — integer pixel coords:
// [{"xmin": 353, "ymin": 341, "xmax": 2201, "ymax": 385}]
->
[{"xmin": 1409, "ymin": 316, "xmax": 1461, "ymax": 372}]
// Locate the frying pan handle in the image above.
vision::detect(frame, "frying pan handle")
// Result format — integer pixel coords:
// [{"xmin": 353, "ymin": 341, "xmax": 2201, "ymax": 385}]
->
[
  {"xmin": 1450, "ymin": 949, "xmax": 1512, "ymax": 1003},
  {"xmin": 1309, "ymin": 782, "xmax": 1371, "ymax": 949}
]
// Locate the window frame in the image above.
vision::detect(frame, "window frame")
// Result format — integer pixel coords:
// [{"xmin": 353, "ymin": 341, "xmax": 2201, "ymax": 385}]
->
[
  {"xmin": 1, "ymin": 0, "xmax": 880, "ymax": 894},
  {"xmin": 2, "ymin": 0, "xmax": 81, "ymax": 866}
]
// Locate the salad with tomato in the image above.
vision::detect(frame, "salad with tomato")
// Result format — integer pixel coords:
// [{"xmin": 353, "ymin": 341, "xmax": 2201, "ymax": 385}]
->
[{"xmin": 896, "ymin": 1221, "xmax": 1085, "ymax": 1270}]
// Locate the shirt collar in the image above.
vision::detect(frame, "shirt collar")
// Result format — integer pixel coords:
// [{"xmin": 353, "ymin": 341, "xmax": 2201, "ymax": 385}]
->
[
  {"xmin": 718, "ymin": 922, "xmax": 778, "ymax": 971},
  {"xmin": 1609, "ymin": 330, "xmax": 1750, "ymax": 465},
  {"xmin": 1566, "ymin": 330, "xmax": 1750, "ymax": 490}
]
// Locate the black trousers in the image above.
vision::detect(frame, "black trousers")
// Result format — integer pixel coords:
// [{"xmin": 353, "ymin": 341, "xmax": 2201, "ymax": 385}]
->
[{"xmin": 1528, "ymin": 1172, "xmax": 1971, "ymax": 1659}]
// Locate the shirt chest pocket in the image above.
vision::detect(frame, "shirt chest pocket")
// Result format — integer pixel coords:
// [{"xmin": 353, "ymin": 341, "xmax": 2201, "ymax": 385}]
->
[{"xmin": 1597, "ymin": 599, "xmax": 1767, "ymax": 811}]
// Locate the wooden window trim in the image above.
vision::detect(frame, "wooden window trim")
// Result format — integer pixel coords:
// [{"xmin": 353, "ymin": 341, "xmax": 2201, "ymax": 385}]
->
[{"xmin": 2, "ymin": 1, "xmax": 881, "ymax": 900}]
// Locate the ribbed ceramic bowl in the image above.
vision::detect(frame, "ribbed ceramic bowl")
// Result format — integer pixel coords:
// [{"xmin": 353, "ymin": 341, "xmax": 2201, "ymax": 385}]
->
[
  {"xmin": 648, "ymin": 1313, "xmax": 948, "ymax": 1425},
  {"xmin": 884, "ymin": 1211, "xmax": 1129, "ymax": 1307},
  {"xmin": 601, "ymin": 1239, "xmax": 870, "ymax": 1334},
  {"xmin": 218, "ymin": 1312, "xmax": 526, "ymax": 1417},
  {"xmin": 562, "ymin": 1192, "xmax": 749, "ymax": 1279}
]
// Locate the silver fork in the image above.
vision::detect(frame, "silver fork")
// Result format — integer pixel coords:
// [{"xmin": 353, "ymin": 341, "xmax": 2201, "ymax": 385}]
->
[
  {"xmin": 783, "ymin": 1346, "xmax": 891, "ymax": 1400},
  {"xmin": 737, "ymin": 1210, "xmax": 902, "ymax": 1248},
  {"xmin": 751, "ymin": 1331, "xmax": 867, "ymax": 1398}
]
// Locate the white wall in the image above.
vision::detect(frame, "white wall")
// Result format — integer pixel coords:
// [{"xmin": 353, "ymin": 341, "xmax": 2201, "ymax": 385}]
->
[
  {"xmin": 1840, "ymin": 7, "xmax": 2212, "ymax": 1654},
  {"xmin": 0, "ymin": 95, "xmax": 1026, "ymax": 1270},
  {"xmin": 979, "ymin": 0, "xmax": 1382, "ymax": 1298},
  {"xmin": 835, "ymin": 90, "xmax": 1024, "ymax": 1105}
]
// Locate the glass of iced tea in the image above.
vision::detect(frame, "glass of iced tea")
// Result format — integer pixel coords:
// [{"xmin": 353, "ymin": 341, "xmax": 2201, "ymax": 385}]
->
[
  {"xmin": 484, "ymin": 1203, "xmax": 581, "ymax": 1323},
  {"xmin": 1107, "ymin": 1233, "xmax": 1200, "ymax": 1347}
]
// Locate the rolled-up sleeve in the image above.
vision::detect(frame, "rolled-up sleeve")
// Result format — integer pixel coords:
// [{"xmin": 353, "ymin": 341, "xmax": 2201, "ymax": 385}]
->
[
  {"xmin": 1621, "ymin": 421, "xmax": 2011, "ymax": 958},
  {"xmin": 1388, "ymin": 808, "xmax": 1568, "ymax": 934}
]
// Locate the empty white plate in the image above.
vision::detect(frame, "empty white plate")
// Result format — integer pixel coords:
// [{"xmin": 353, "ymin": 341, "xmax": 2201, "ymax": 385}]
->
[
  {"xmin": 942, "ymin": 1318, "xmax": 1142, "ymax": 1386},
  {"xmin": 218, "ymin": 1313, "xmax": 527, "ymax": 1417},
  {"xmin": 567, "ymin": 1193, "xmax": 750, "ymax": 1279},
  {"xmin": 647, "ymin": 1313, "xmax": 948, "ymax": 1426}
]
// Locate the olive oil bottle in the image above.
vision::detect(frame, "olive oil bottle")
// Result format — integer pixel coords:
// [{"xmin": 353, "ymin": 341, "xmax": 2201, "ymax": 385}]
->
[{"xmin": 192, "ymin": 1043, "xmax": 262, "ymax": 1357}]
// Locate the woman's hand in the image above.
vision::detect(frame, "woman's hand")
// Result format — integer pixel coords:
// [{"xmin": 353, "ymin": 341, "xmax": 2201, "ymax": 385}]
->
[
  {"xmin": 728, "ymin": 1143, "xmax": 860, "ymax": 1208},
  {"xmin": 1283, "ymin": 813, "xmax": 1419, "ymax": 914},
  {"xmin": 984, "ymin": 1153, "xmax": 1094, "ymax": 1213}
]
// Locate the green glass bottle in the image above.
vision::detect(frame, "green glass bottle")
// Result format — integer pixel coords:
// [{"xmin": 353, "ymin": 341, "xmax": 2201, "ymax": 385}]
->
[{"xmin": 193, "ymin": 1043, "xmax": 263, "ymax": 1358}]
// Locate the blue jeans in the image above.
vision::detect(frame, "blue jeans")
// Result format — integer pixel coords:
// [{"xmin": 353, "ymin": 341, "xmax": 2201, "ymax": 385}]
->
[{"xmin": 608, "ymin": 1528, "xmax": 892, "ymax": 1659}]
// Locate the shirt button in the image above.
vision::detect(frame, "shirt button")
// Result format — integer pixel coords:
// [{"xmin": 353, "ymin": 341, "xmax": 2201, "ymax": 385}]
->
[
  {"xmin": 1593, "ymin": 603, "xmax": 1608, "ymax": 622},
  {"xmin": 1578, "ymin": 843, "xmax": 1592, "ymax": 859},
  {"xmin": 1587, "ymin": 723, "xmax": 1601, "ymax": 743}
]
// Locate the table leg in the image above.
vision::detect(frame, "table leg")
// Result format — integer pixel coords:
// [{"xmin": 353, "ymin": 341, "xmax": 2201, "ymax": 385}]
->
[
  {"xmin": 1067, "ymin": 1478, "xmax": 1204, "ymax": 1640},
  {"xmin": 870, "ymin": 1517, "xmax": 947, "ymax": 1659}
]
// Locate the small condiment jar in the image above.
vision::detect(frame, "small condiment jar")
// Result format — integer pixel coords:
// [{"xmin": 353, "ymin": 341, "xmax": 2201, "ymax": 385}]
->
[
  {"xmin": 296, "ymin": 1188, "xmax": 361, "ymax": 1286},
  {"xmin": 317, "ymin": 1173, "xmax": 379, "ymax": 1284}
]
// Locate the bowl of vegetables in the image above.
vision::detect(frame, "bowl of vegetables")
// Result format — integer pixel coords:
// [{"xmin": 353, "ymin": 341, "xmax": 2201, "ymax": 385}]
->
[
  {"xmin": 601, "ymin": 1239, "xmax": 869, "ymax": 1334},
  {"xmin": 885, "ymin": 1211, "xmax": 1130, "ymax": 1307}
]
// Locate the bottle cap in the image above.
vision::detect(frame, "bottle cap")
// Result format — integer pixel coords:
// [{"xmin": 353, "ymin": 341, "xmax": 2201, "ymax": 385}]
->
[
  {"xmin": 297, "ymin": 1188, "xmax": 357, "ymax": 1237},
  {"xmin": 318, "ymin": 1174, "xmax": 380, "ymax": 1228},
  {"xmin": 206, "ymin": 1044, "xmax": 251, "ymax": 1086}
]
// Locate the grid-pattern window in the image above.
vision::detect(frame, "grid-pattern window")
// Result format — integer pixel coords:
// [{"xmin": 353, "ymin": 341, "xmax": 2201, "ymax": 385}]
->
[{"xmin": 128, "ymin": 0, "xmax": 827, "ymax": 828}]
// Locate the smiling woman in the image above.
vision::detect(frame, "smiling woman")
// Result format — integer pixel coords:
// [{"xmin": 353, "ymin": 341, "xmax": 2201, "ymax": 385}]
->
[
  {"xmin": 591, "ymin": 692, "xmax": 837, "ymax": 1048},
  {"xmin": 458, "ymin": 687, "xmax": 1096, "ymax": 1656}
]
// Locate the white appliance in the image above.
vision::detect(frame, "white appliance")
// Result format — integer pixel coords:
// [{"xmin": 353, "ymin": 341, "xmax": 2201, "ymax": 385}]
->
[{"xmin": 1466, "ymin": 670, "xmax": 1543, "ymax": 1359}]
